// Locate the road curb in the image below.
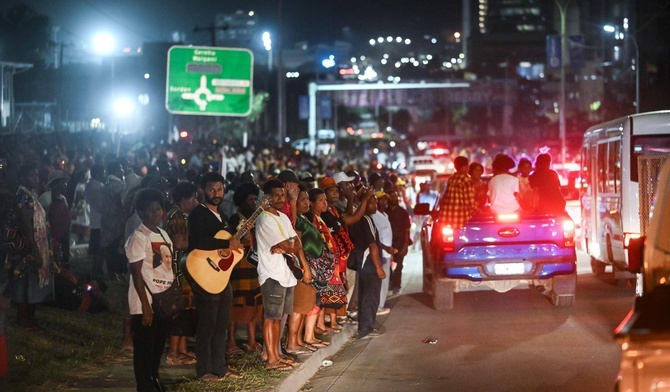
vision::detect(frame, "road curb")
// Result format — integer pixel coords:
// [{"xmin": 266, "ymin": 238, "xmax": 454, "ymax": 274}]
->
[{"xmin": 275, "ymin": 323, "xmax": 357, "ymax": 392}]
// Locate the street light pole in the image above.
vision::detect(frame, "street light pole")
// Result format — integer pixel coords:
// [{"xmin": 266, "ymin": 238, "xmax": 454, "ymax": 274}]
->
[
  {"xmin": 603, "ymin": 25, "xmax": 640, "ymax": 114},
  {"xmin": 554, "ymin": 0, "xmax": 572, "ymax": 171},
  {"xmin": 630, "ymin": 36, "xmax": 640, "ymax": 113}
]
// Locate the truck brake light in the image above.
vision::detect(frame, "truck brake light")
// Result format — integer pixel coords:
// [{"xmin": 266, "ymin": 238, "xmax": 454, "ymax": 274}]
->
[
  {"xmin": 440, "ymin": 225, "xmax": 455, "ymax": 252},
  {"xmin": 496, "ymin": 213, "xmax": 519, "ymax": 223},
  {"xmin": 562, "ymin": 219, "xmax": 575, "ymax": 247}
]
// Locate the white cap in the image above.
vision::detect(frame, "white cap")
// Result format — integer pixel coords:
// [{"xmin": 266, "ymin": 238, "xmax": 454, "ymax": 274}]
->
[{"xmin": 333, "ymin": 171, "xmax": 355, "ymax": 184}]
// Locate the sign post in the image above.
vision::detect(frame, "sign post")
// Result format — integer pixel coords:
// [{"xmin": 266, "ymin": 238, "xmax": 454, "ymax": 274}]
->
[{"xmin": 166, "ymin": 46, "xmax": 253, "ymax": 116}]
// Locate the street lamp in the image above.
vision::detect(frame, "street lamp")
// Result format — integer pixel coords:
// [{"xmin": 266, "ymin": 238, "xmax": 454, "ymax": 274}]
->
[
  {"xmin": 603, "ymin": 24, "xmax": 640, "ymax": 113},
  {"xmin": 262, "ymin": 31, "xmax": 272, "ymax": 70}
]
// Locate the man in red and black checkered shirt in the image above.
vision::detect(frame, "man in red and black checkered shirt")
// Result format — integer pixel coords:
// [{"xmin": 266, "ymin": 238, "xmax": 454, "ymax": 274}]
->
[{"xmin": 437, "ymin": 156, "xmax": 475, "ymax": 229}]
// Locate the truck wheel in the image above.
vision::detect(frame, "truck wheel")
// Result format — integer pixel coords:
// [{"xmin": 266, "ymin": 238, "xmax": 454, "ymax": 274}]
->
[
  {"xmin": 551, "ymin": 273, "xmax": 576, "ymax": 307},
  {"xmin": 590, "ymin": 257, "xmax": 606, "ymax": 275},
  {"xmin": 433, "ymin": 278, "xmax": 454, "ymax": 310}
]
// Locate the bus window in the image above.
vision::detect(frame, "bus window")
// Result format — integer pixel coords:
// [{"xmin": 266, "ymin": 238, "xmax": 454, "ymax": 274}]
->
[
  {"xmin": 631, "ymin": 136, "xmax": 670, "ymax": 182},
  {"xmin": 607, "ymin": 140, "xmax": 621, "ymax": 194},
  {"xmin": 597, "ymin": 143, "xmax": 607, "ymax": 193}
]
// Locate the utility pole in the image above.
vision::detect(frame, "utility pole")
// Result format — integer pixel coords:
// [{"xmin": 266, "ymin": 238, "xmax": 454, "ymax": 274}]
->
[
  {"xmin": 277, "ymin": 0, "xmax": 286, "ymax": 145},
  {"xmin": 554, "ymin": 0, "xmax": 573, "ymax": 171}
]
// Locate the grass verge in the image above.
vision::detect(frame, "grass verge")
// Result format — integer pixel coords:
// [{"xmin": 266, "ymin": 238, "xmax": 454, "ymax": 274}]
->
[{"xmin": 5, "ymin": 249, "xmax": 287, "ymax": 391}]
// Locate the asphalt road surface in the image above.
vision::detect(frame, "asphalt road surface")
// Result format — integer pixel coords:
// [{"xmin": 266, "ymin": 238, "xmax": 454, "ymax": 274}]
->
[{"xmin": 303, "ymin": 247, "xmax": 635, "ymax": 392}]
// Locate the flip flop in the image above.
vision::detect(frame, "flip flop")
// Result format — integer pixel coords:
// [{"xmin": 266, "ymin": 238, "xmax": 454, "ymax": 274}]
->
[
  {"xmin": 279, "ymin": 356, "xmax": 298, "ymax": 365},
  {"xmin": 223, "ymin": 370, "xmax": 244, "ymax": 380},
  {"xmin": 266, "ymin": 362, "xmax": 292, "ymax": 371},
  {"xmin": 242, "ymin": 342, "xmax": 263, "ymax": 354},
  {"xmin": 286, "ymin": 346, "xmax": 312, "ymax": 355},
  {"xmin": 303, "ymin": 344, "xmax": 318, "ymax": 352},
  {"xmin": 227, "ymin": 345, "xmax": 244, "ymax": 356},
  {"xmin": 305, "ymin": 340, "xmax": 330, "ymax": 348}
]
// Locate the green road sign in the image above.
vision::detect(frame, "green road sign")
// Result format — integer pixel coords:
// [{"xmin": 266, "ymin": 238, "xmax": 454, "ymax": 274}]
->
[{"xmin": 166, "ymin": 46, "xmax": 253, "ymax": 116}]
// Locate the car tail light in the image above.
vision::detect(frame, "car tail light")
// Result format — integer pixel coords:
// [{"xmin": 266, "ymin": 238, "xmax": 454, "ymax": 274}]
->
[
  {"xmin": 623, "ymin": 233, "xmax": 641, "ymax": 248},
  {"xmin": 562, "ymin": 218, "xmax": 575, "ymax": 247},
  {"xmin": 440, "ymin": 225, "xmax": 455, "ymax": 252}
]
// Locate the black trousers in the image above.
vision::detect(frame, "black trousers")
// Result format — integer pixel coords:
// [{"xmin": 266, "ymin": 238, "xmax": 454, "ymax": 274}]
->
[
  {"xmin": 131, "ymin": 314, "xmax": 170, "ymax": 392},
  {"xmin": 194, "ymin": 284, "xmax": 232, "ymax": 378},
  {"xmin": 390, "ymin": 253, "xmax": 406, "ymax": 290},
  {"xmin": 357, "ymin": 270, "xmax": 381, "ymax": 337}
]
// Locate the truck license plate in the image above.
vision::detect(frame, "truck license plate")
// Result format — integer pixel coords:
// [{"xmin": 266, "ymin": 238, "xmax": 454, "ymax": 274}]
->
[{"xmin": 494, "ymin": 263, "xmax": 524, "ymax": 275}]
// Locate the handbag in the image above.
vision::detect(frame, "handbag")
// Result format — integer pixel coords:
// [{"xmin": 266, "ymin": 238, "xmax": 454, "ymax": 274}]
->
[
  {"xmin": 283, "ymin": 253, "xmax": 304, "ymax": 280},
  {"xmin": 320, "ymin": 282, "xmax": 347, "ymax": 306},
  {"xmin": 146, "ymin": 280, "xmax": 185, "ymax": 319}
]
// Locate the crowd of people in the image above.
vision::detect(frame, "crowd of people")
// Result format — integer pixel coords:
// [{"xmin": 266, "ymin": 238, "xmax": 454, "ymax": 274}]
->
[{"xmin": 0, "ymin": 131, "xmax": 567, "ymax": 391}]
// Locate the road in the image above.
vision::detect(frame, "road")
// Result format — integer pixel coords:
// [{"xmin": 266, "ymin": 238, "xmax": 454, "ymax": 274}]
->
[{"xmin": 302, "ymin": 246, "xmax": 635, "ymax": 392}]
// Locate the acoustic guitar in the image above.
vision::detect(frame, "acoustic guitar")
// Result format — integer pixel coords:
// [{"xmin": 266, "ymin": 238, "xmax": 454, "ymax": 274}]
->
[{"xmin": 183, "ymin": 198, "xmax": 269, "ymax": 294}]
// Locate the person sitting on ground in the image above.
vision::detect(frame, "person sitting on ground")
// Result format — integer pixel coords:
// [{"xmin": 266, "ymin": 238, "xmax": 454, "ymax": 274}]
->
[{"xmin": 488, "ymin": 154, "xmax": 521, "ymax": 214}]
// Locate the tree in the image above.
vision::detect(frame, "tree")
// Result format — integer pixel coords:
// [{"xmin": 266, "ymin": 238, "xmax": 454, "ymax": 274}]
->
[{"xmin": 0, "ymin": 3, "xmax": 52, "ymax": 64}]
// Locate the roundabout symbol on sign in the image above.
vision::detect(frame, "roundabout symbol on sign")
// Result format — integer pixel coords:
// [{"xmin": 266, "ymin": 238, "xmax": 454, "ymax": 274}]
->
[{"xmin": 181, "ymin": 75, "xmax": 224, "ymax": 111}]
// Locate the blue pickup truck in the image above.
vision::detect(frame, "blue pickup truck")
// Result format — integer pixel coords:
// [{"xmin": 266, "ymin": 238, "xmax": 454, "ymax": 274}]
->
[{"xmin": 414, "ymin": 203, "xmax": 578, "ymax": 310}]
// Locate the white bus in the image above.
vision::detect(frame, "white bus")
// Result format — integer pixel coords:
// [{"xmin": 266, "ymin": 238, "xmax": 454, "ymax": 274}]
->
[{"xmin": 581, "ymin": 111, "xmax": 670, "ymax": 281}]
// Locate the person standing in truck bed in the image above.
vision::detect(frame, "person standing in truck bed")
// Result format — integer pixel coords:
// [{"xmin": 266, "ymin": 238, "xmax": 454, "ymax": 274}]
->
[
  {"xmin": 437, "ymin": 156, "xmax": 475, "ymax": 229},
  {"xmin": 529, "ymin": 153, "xmax": 566, "ymax": 215}
]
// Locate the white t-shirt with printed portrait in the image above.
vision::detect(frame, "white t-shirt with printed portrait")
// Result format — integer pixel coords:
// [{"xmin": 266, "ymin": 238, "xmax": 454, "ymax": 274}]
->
[{"xmin": 125, "ymin": 224, "xmax": 175, "ymax": 315}]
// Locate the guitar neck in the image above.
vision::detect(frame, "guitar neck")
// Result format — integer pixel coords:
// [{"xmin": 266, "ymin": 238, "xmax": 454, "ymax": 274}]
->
[{"xmin": 234, "ymin": 205, "xmax": 264, "ymax": 240}]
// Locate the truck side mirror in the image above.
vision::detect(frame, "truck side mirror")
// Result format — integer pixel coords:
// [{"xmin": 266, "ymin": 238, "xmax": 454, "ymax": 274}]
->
[{"xmin": 627, "ymin": 236, "xmax": 646, "ymax": 273}]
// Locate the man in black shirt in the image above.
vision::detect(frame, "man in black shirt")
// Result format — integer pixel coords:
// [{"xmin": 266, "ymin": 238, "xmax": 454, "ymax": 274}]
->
[
  {"xmin": 387, "ymin": 189, "xmax": 411, "ymax": 295},
  {"xmin": 188, "ymin": 172, "xmax": 244, "ymax": 382}
]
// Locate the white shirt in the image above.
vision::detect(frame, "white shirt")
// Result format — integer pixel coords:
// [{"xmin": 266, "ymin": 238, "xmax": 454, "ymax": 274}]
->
[
  {"xmin": 371, "ymin": 210, "xmax": 393, "ymax": 258},
  {"xmin": 256, "ymin": 210, "xmax": 298, "ymax": 287},
  {"xmin": 488, "ymin": 173, "xmax": 521, "ymax": 214},
  {"xmin": 125, "ymin": 224, "xmax": 175, "ymax": 315},
  {"xmin": 84, "ymin": 178, "xmax": 104, "ymax": 229}
]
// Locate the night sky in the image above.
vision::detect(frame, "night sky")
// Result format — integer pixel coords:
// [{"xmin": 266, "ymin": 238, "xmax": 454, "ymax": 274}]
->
[{"xmin": 13, "ymin": 0, "xmax": 461, "ymax": 53}]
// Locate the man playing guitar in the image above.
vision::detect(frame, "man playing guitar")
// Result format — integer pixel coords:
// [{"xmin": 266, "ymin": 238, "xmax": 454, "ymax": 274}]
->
[{"xmin": 187, "ymin": 172, "xmax": 244, "ymax": 382}]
